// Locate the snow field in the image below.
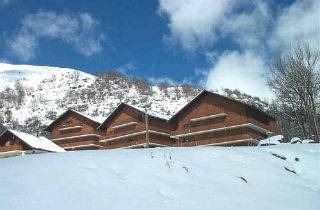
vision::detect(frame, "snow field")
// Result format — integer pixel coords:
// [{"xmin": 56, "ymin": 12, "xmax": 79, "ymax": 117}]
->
[{"xmin": 0, "ymin": 144, "xmax": 319, "ymax": 210}]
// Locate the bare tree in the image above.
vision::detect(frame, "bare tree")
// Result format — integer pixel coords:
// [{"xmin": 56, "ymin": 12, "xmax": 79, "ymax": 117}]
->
[
  {"xmin": 181, "ymin": 83, "xmax": 197, "ymax": 97},
  {"xmin": 157, "ymin": 82, "xmax": 171, "ymax": 96},
  {"xmin": 72, "ymin": 71, "xmax": 80, "ymax": 84},
  {"xmin": 269, "ymin": 43, "xmax": 320, "ymax": 142},
  {"xmin": 4, "ymin": 109, "xmax": 12, "ymax": 123},
  {"xmin": 15, "ymin": 81, "xmax": 25, "ymax": 106}
]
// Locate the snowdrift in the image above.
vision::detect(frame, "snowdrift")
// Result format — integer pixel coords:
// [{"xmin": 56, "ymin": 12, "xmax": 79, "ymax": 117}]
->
[{"xmin": 0, "ymin": 144, "xmax": 319, "ymax": 210}]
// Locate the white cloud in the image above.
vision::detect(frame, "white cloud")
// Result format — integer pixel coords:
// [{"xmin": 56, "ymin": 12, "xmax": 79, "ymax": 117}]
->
[
  {"xmin": 159, "ymin": 0, "xmax": 319, "ymax": 98},
  {"xmin": 158, "ymin": 0, "xmax": 274, "ymax": 96},
  {"xmin": 159, "ymin": 0, "xmax": 319, "ymax": 51},
  {"xmin": 158, "ymin": 0, "xmax": 232, "ymax": 51},
  {"xmin": 10, "ymin": 35, "xmax": 38, "ymax": 61},
  {"xmin": 158, "ymin": 0, "xmax": 272, "ymax": 51},
  {"xmin": 205, "ymin": 50, "xmax": 272, "ymax": 98},
  {"xmin": 221, "ymin": 1, "xmax": 273, "ymax": 50},
  {"xmin": 270, "ymin": 0, "xmax": 319, "ymax": 48},
  {"xmin": 9, "ymin": 11, "xmax": 104, "ymax": 61}
]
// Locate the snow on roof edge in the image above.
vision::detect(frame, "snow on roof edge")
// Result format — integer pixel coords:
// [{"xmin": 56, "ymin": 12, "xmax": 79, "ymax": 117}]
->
[
  {"xmin": 70, "ymin": 109, "xmax": 105, "ymax": 124},
  {"xmin": 128, "ymin": 104, "xmax": 171, "ymax": 121},
  {"xmin": 98, "ymin": 102, "xmax": 171, "ymax": 129},
  {"xmin": 46, "ymin": 109, "xmax": 106, "ymax": 130},
  {"xmin": 7, "ymin": 129, "xmax": 65, "ymax": 152}
]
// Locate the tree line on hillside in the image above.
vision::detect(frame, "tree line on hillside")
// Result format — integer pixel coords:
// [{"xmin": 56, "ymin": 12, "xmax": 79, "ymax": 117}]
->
[{"xmin": 0, "ymin": 81, "xmax": 26, "ymax": 134}]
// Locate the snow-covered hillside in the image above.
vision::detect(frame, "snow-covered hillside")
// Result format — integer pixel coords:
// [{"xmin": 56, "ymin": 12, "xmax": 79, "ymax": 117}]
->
[
  {"xmin": 0, "ymin": 144, "xmax": 319, "ymax": 210},
  {"xmin": 0, "ymin": 63, "xmax": 95, "ymax": 91},
  {"xmin": 0, "ymin": 63, "xmax": 198, "ymax": 133}
]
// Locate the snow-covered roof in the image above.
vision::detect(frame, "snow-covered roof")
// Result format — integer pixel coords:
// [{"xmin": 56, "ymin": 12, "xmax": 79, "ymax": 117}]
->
[
  {"xmin": 129, "ymin": 104, "xmax": 171, "ymax": 121},
  {"xmin": 258, "ymin": 135, "xmax": 283, "ymax": 146},
  {"xmin": 7, "ymin": 130, "xmax": 65, "ymax": 152},
  {"xmin": 71, "ymin": 110, "xmax": 105, "ymax": 124}
]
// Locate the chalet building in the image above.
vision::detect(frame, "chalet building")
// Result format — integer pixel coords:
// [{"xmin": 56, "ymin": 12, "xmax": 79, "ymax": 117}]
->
[
  {"xmin": 0, "ymin": 129, "xmax": 64, "ymax": 158},
  {"xmin": 45, "ymin": 109, "xmax": 104, "ymax": 151},
  {"xmin": 98, "ymin": 103, "xmax": 173, "ymax": 149},
  {"xmin": 168, "ymin": 90, "xmax": 277, "ymax": 146},
  {"xmin": 46, "ymin": 90, "xmax": 277, "ymax": 150}
]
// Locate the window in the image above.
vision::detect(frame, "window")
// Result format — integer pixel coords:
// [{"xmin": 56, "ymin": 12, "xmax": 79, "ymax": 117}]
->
[
  {"xmin": 183, "ymin": 123, "xmax": 192, "ymax": 132},
  {"xmin": 62, "ymin": 120, "xmax": 73, "ymax": 128}
]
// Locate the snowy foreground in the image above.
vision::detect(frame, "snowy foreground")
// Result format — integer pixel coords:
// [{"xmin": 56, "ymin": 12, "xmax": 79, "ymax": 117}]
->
[{"xmin": 0, "ymin": 145, "xmax": 319, "ymax": 210}]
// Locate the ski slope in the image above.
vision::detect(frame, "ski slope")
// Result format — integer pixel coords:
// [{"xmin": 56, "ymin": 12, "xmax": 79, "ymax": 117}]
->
[{"xmin": 0, "ymin": 144, "xmax": 319, "ymax": 210}]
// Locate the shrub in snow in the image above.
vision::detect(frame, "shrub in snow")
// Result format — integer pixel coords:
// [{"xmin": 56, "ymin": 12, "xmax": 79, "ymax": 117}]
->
[
  {"xmin": 301, "ymin": 139, "xmax": 315, "ymax": 144},
  {"xmin": 290, "ymin": 137, "xmax": 302, "ymax": 144}
]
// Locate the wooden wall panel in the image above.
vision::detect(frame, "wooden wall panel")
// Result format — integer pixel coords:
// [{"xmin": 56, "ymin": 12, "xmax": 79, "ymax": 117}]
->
[
  {"xmin": 49, "ymin": 112, "xmax": 101, "ymax": 150},
  {"xmin": 172, "ymin": 94, "xmax": 248, "ymax": 136},
  {"xmin": 0, "ymin": 133, "xmax": 31, "ymax": 152},
  {"xmin": 51, "ymin": 112, "xmax": 99, "ymax": 139}
]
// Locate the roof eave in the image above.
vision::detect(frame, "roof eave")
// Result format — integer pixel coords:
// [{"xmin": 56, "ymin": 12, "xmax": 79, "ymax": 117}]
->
[
  {"xmin": 168, "ymin": 89, "xmax": 275, "ymax": 122},
  {"xmin": 44, "ymin": 109, "xmax": 73, "ymax": 131},
  {"xmin": 45, "ymin": 109, "xmax": 101, "ymax": 132},
  {"xmin": 168, "ymin": 89, "xmax": 206, "ymax": 122},
  {"xmin": 97, "ymin": 103, "xmax": 125, "ymax": 130}
]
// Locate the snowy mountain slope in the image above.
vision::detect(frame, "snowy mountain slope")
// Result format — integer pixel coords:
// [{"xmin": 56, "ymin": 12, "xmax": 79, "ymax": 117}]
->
[
  {"xmin": 0, "ymin": 144, "xmax": 319, "ymax": 210},
  {"xmin": 0, "ymin": 63, "xmax": 197, "ymax": 132},
  {"xmin": 0, "ymin": 63, "xmax": 95, "ymax": 91}
]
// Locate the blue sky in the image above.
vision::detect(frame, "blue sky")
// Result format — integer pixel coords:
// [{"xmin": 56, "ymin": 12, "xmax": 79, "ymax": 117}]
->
[{"xmin": 0, "ymin": 0, "xmax": 318, "ymax": 98}]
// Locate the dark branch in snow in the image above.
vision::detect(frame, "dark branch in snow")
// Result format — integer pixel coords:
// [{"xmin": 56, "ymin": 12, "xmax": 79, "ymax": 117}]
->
[
  {"xmin": 284, "ymin": 167, "xmax": 297, "ymax": 174},
  {"xmin": 271, "ymin": 153, "xmax": 287, "ymax": 160},
  {"xmin": 238, "ymin": 176, "xmax": 248, "ymax": 183}
]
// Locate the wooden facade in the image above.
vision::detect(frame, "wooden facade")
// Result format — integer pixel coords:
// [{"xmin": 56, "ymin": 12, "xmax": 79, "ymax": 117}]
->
[
  {"xmin": 46, "ymin": 90, "xmax": 277, "ymax": 149},
  {"xmin": 98, "ymin": 103, "xmax": 173, "ymax": 149},
  {"xmin": 0, "ymin": 130, "xmax": 31, "ymax": 153},
  {"xmin": 168, "ymin": 90, "xmax": 276, "ymax": 147},
  {"xmin": 0, "ymin": 129, "xmax": 64, "ymax": 155},
  {"xmin": 45, "ymin": 109, "xmax": 103, "ymax": 150}
]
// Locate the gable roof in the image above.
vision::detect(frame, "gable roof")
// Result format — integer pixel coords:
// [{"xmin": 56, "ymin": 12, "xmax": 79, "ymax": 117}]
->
[
  {"xmin": 0, "ymin": 129, "xmax": 65, "ymax": 152},
  {"xmin": 45, "ymin": 90, "xmax": 274, "ymax": 132},
  {"xmin": 129, "ymin": 104, "xmax": 171, "ymax": 121},
  {"xmin": 45, "ymin": 109, "xmax": 104, "ymax": 131},
  {"xmin": 168, "ymin": 90, "xmax": 275, "ymax": 122},
  {"xmin": 98, "ymin": 103, "xmax": 169, "ymax": 130}
]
